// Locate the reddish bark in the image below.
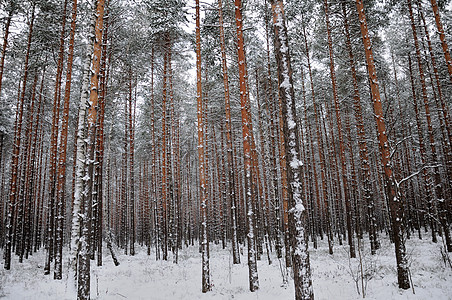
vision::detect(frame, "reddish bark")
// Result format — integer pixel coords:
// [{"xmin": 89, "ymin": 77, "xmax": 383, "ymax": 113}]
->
[
  {"xmin": 429, "ymin": 0, "xmax": 452, "ymax": 82},
  {"xmin": 196, "ymin": 0, "xmax": 210, "ymax": 292},
  {"xmin": 355, "ymin": 0, "xmax": 410, "ymax": 289},
  {"xmin": 234, "ymin": 0, "xmax": 259, "ymax": 291}
]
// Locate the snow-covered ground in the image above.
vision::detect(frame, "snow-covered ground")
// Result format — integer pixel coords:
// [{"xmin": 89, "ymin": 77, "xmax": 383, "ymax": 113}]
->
[{"xmin": 0, "ymin": 236, "xmax": 451, "ymax": 299}]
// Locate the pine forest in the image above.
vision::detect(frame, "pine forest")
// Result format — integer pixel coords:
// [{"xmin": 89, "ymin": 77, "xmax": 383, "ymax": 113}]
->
[{"xmin": 0, "ymin": 0, "xmax": 451, "ymax": 299}]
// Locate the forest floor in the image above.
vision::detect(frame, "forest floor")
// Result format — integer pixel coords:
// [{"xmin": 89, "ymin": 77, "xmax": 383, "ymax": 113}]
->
[{"xmin": 0, "ymin": 235, "xmax": 451, "ymax": 299}]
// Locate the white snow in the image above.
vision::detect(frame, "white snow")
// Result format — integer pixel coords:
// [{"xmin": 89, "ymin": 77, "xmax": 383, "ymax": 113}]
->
[
  {"xmin": 0, "ymin": 237, "xmax": 451, "ymax": 299},
  {"xmin": 0, "ymin": 236, "xmax": 452, "ymax": 300}
]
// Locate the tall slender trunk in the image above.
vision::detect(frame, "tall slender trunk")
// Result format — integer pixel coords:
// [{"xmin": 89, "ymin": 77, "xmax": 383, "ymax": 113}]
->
[
  {"xmin": 407, "ymin": 0, "xmax": 451, "ymax": 251},
  {"xmin": 300, "ymin": 15, "xmax": 320, "ymax": 247},
  {"xmin": 341, "ymin": 0, "xmax": 378, "ymax": 253},
  {"xmin": 4, "ymin": 4, "xmax": 35, "ymax": 271},
  {"xmin": 71, "ymin": 0, "xmax": 105, "ymax": 298},
  {"xmin": 277, "ymin": 79, "xmax": 292, "ymax": 267},
  {"xmin": 255, "ymin": 70, "xmax": 272, "ymax": 265},
  {"xmin": 324, "ymin": 0, "xmax": 355, "ymax": 258},
  {"xmin": 217, "ymin": 0, "xmax": 240, "ymax": 264},
  {"xmin": 54, "ymin": 0, "xmax": 77, "ymax": 280},
  {"xmin": 0, "ymin": 7, "xmax": 14, "ymax": 197},
  {"xmin": 234, "ymin": 0, "xmax": 259, "ymax": 291},
  {"xmin": 355, "ymin": 0, "xmax": 410, "ymax": 289},
  {"xmin": 45, "ymin": 0, "xmax": 69, "ymax": 275},
  {"xmin": 407, "ymin": 54, "xmax": 434, "ymax": 241},
  {"xmin": 300, "ymin": 68, "xmax": 317, "ymax": 249},
  {"xmin": 34, "ymin": 92, "xmax": 46, "ymax": 252},
  {"xmin": 121, "ymin": 96, "xmax": 129, "ymax": 252},
  {"xmin": 0, "ymin": 6, "xmax": 14, "ymax": 101},
  {"xmin": 128, "ymin": 69, "xmax": 135, "ymax": 256},
  {"xmin": 264, "ymin": 0, "xmax": 284, "ymax": 257},
  {"xmin": 79, "ymin": 0, "xmax": 105, "ymax": 295},
  {"xmin": 196, "ymin": 0, "xmax": 211, "ymax": 293},
  {"xmin": 429, "ymin": 0, "xmax": 452, "ymax": 82},
  {"xmin": 150, "ymin": 48, "xmax": 160, "ymax": 260},
  {"xmin": 270, "ymin": 2, "xmax": 313, "ymax": 299},
  {"xmin": 161, "ymin": 49, "xmax": 169, "ymax": 260},
  {"xmin": 20, "ymin": 72, "xmax": 38, "ymax": 263},
  {"xmin": 298, "ymin": 71, "xmax": 314, "ymax": 248},
  {"xmin": 300, "ymin": 18, "xmax": 333, "ymax": 250},
  {"xmin": 96, "ymin": 1, "xmax": 109, "ymax": 266}
]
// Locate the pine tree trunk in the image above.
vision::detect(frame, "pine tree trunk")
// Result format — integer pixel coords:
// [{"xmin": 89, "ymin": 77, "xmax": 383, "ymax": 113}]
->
[
  {"xmin": 45, "ymin": 0, "xmax": 69, "ymax": 275},
  {"xmin": 300, "ymin": 21, "xmax": 333, "ymax": 251},
  {"xmin": 341, "ymin": 0, "xmax": 378, "ymax": 253},
  {"xmin": 277, "ymin": 84, "xmax": 292, "ymax": 268},
  {"xmin": 324, "ymin": 0, "xmax": 355, "ymax": 259},
  {"xmin": 4, "ymin": 4, "xmax": 35, "ymax": 271},
  {"xmin": 121, "ymin": 97, "xmax": 129, "ymax": 252},
  {"xmin": 21, "ymin": 73, "xmax": 39, "ymax": 262},
  {"xmin": 0, "ymin": 6, "xmax": 14, "ymax": 100},
  {"xmin": 300, "ymin": 68, "xmax": 317, "ymax": 249},
  {"xmin": 128, "ymin": 69, "xmax": 136, "ymax": 256},
  {"xmin": 300, "ymin": 18, "xmax": 320, "ymax": 248},
  {"xmin": 270, "ymin": 1, "xmax": 314, "ymax": 299},
  {"xmin": 96, "ymin": 1, "xmax": 109, "ymax": 266},
  {"xmin": 264, "ymin": 0, "xmax": 284, "ymax": 256},
  {"xmin": 407, "ymin": 0, "xmax": 451, "ymax": 252},
  {"xmin": 218, "ymin": 0, "xmax": 240, "ymax": 264},
  {"xmin": 407, "ymin": 54, "xmax": 435, "ymax": 242},
  {"xmin": 161, "ymin": 49, "xmax": 169, "ymax": 260},
  {"xmin": 150, "ymin": 48, "xmax": 160, "ymax": 260},
  {"xmin": 234, "ymin": 0, "xmax": 259, "ymax": 291},
  {"xmin": 355, "ymin": 0, "xmax": 410, "ymax": 289},
  {"xmin": 429, "ymin": 0, "xmax": 452, "ymax": 82},
  {"xmin": 196, "ymin": 0, "xmax": 211, "ymax": 292},
  {"xmin": 54, "ymin": 0, "xmax": 77, "ymax": 279},
  {"xmin": 255, "ymin": 70, "xmax": 272, "ymax": 265},
  {"xmin": 71, "ymin": 0, "xmax": 105, "ymax": 298}
]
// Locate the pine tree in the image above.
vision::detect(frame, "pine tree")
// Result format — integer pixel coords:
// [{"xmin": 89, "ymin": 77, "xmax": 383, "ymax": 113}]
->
[
  {"xmin": 429, "ymin": 0, "xmax": 452, "ymax": 82},
  {"xmin": 4, "ymin": 2, "xmax": 35, "ymax": 271},
  {"xmin": 355, "ymin": 0, "xmax": 410, "ymax": 289},
  {"xmin": 270, "ymin": 1, "xmax": 313, "ymax": 299},
  {"xmin": 234, "ymin": 0, "xmax": 259, "ymax": 291},
  {"xmin": 196, "ymin": 0, "xmax": 211, "ymax": 293}
]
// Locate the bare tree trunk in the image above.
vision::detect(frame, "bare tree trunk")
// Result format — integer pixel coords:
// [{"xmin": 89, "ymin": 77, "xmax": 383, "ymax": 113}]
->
[
  {"xmin": 341, "ymin": 0, "xmax": 378, "ymax": 253},
  {"xmin": 71, "ymin": 0, "xmax": 105, "ymax": 298},
  {"xmin": 407, "ymin": 0, "xmax": 451, "ymax": 252},
  {"xmin": 218, "ymin": 0, "xmax": 240, "ymax": 264},
  {"xmin": 196, "ymin": 0, "xmax": 211, "ymax": 293},
  {"xmin": 270, "ymin": 1, "xmax": 314, "ymax": 299},
  {"xmin": 355, "ymin": 0, "xmax": 410, "ymax": 289},
  {"xmin": 150, "ymin": 48, "xmax": 160, "ymax": 260},
  {"xmin": 0, "ymin": 4, "xmax": 14, "ymax": 101},
  {"xmin": 96, "ymin": 1, "xmax": 109, "ymax": 266},
  {"xmin": 255, "ymin": 70, "xmax": 272, "ymax": 265},
  {"xmin": 4, "ymin": 4, "xmax": 35, "ymax": 271},
  {"xmin": 264, "ymin": 0, "xmax": 284, "ymax": 257},
  {"xmin": 234, "ymin": 0, "xmax": 259, "ymax": 291},
  {"xmin": 128, "ymin": 68, "xmax": 135, "ymax": 256},
  {"xmin": 300, "ymin": 17, "xmax": 320, "ymax": 248},
  {"xmin": 324, "ymin": 0, "xmax": 355, "ymax": 258},
  {"xmin": 161, "ymin": 49, "xmax": 169, "ymax": 260},
  {"xmin": 429, "ymin": 0, "xmax": 452, "ymax": 82},
  {"xmin": 54, "ymin": 0, "xmax": 77, "ymax": 279},
  {"xmin": 45, "ymin": 0, "xmax": 69, "ymax": 275}
]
